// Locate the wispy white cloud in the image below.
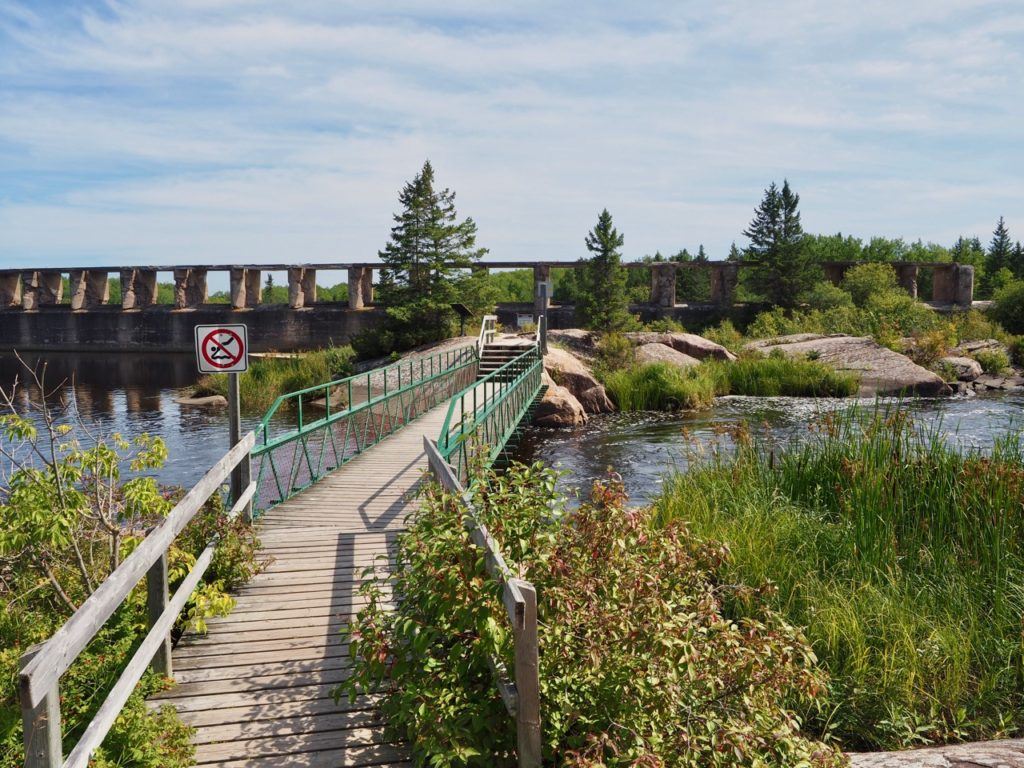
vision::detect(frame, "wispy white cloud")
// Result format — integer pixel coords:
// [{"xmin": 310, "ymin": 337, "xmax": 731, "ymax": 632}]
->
[{"xmin": 1, "ymin": 0, "xmax": 1022, "ymax": 268}]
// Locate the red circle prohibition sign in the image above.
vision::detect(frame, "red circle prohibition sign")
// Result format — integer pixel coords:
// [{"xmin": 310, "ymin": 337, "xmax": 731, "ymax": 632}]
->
[{"xmin": 201, "ymin": 328, "xmax": 245, "ymax": 369}]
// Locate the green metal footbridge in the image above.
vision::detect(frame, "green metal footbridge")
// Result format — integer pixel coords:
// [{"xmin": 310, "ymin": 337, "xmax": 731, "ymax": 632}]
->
[{"xmin": 18, "ymin": 316, "xmax": 548, "ymax": 768}]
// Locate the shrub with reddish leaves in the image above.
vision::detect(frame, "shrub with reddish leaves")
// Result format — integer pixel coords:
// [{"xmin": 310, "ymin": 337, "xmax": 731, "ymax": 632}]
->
[{"xmin": 340, "ymin": 463, "xmax": 843, "ymax": 767}]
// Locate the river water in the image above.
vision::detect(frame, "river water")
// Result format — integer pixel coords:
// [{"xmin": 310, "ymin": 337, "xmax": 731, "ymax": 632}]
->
[
  {"xmin": 1, "ymin": 351, "xmax": 1022, "ymax": 501},
  {"xmin": 516, "ymin": 393, "xmax": 1024, "ymax": 505}
]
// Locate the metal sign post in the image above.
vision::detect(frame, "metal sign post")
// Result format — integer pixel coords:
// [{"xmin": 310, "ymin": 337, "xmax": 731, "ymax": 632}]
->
[{"xmin": 194, "ymin": 324, "xmax": 252, "ymax": 519}]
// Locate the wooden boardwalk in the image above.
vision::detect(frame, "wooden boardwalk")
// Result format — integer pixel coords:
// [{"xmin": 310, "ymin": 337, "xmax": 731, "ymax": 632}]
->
[{"xmin": 150, "ymin": 406, "xmax": 455, "ymax": 767}]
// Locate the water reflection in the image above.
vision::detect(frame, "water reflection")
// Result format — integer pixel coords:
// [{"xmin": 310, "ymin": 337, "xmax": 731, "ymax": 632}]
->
[{"xmin": 0, "ymin": 351, "xmax": 263, "ymax": 489}]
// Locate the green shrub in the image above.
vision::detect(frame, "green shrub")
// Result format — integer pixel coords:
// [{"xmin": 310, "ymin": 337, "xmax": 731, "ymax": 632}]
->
[
  {"xmin": 702, "ymin": 319, "xmax": 744, "ymax": 353},
  {"xmin": 1009, "ymin": 337, "xmax": 1024, "ymax": 366},
  {"xmin": 195, "ymin": 345, "xmax": 356, "ymax": 412},
  {"xmin": 0, "ymin": 383, "xmax": 263, "ymax": 768},
  {"xmin": 841, "ymin": 263, "xmax": 899, "ymax": 307},
  {"xmin": 907, "ymin": 327, "xmax": 955, "ymax": 367},
  {"xmin": 707, "ymin": 356, "xmax": 859, "ymax": 397},
  {"xmin": 644, "ymin": 317, "xmax": 686, "ymax": 333},
  {"xmin": 990, "ymin": 280, "xmax": 1024, "ymax": 334},
  {"xmin": 593, "ymin": 332, "xmax": 635, "ymax": 375},
  {"xmin": 951, "ymin": 310, "xmax": 1006, "ymax": 345},
  {"xmin": 654, "ymin": 406, "xmax": 1024, "ymax": 750},
  {"xmin": 342, "ymin": 463, "xmax": 843, "ymax": 767},
  {"xmin": 804, "ymin": 281, "xmax": 854, "ymax": 311},
  {"xmin": 973, "ymin": 348, "xmax": 1010, "ymax": 374},
  {"xmin": 603, "ymin": 363, "xmax": 717, "ymax": 411}
]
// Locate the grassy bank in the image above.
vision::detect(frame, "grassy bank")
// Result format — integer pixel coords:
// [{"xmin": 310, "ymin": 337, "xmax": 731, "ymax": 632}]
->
[
  {"xmin": 194, "ymin": 345, "xmax": 355, "ymax": 412},
  {"xmin": 602, "ymin": 356, "xmax": 859, "ymax": 412},
  {"xmin": 653, "ymin": 405, "xmax": 1024, "ymax": 750}
]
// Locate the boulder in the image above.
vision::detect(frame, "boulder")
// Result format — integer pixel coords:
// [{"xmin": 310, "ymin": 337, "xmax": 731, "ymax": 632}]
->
[
  {"xmin": 545, "ymin": 329, "xmax": 598, "ymax": 358},
  {"xmin": 543, "ymin": 347, "xmax": 614, "ymax": 413},
  {"xmin": 849, "ymin": 737, "xmax": 1024, "ymax": 767},
  {"xmin": 940, "ymin": 356, "xmax": 983, "ymax": 382},
  {"xmin": 624, "ymin": 332, "xmax": 737, "ymax": 361},
  {"xmin": 533, "ymin": 371, "xmax": 587, "ymax": 427},
  {"xmin": 973, "ymin": 373, "xmax": 1024, "ymax": 392},
  {"xmin": 634, "ymin": 343, "xmax": 702, "ymax": 369},
  {"xmin": 745, "ymin": 334, "xmax": 952, "ymax": 397},
  {"xmin": 175, "ymin": 395, "xmax": 228, "ymax": 408},
  {"xmin": 952, "ymin": 338, "xmax": 1010, "ymax": 358}
]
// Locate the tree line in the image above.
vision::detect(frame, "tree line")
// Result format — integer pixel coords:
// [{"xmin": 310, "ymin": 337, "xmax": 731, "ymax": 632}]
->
[{"xmin": 364, "ymin": 163, "xmax": 1024, "ymax": 341}]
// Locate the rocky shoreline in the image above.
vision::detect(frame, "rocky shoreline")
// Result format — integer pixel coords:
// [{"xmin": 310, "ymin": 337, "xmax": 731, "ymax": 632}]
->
[{"xmin": 532, "ymin": 329, "xmax": 1024, "ymax": 427}]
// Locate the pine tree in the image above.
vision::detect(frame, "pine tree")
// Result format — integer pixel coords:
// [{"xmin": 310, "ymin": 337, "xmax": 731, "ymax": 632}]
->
[
  {"xmin": 987, "ymin": 217, "xmax": 1013, "ymax": 277},
  {"xmin": 727, "ymin": 242, "xmax": 742, "ymax": 261},
  {"xmin": 377, "ymin": 161, "xmax": 487, "ymax": 345},
  {"xmin": 1012, "ymin": 241, "xmax": 1024, "ymax": 280},
  {"xmin": 576, "ymin": 209, "xmax": 633, "ymax": 331},
  {"xmin": 744, "ymin": 180, "xmax": 817, "ymax": 307}
]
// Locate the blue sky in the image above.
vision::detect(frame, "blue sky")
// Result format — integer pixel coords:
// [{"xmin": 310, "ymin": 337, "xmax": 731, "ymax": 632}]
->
[{"xmin": 1, "ymin": 0, "xmax": 1023, "ymax": 270}]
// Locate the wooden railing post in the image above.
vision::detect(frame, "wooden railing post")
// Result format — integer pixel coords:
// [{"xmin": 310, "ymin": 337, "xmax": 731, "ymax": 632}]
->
[
  {"xmin": 19, "ymin": 644, "xmax": 62, "ymax": 768},
  {"xmin": 146, "ymin": 552, "xmax": 172, "ymax": 677},
  {"xmin": 512, "ymin": 579, "xmax": 541, "ymax": 767}
]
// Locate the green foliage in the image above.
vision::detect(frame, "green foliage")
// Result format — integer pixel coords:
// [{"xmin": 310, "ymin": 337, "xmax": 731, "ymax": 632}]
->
[
  {"xmin": 702, "ymin": 319, "xmax": 744, "ymax": 353},
  {"xmin": 744, "ymin": 180, "xmax": 819, "ymax": 307},
  {"xmin": 575, "ymin": 210, "xmax": 635, "ymax": 332},
  {"xmin": 1009, "ymin": 337, "xmax": 1024, "ymax": 366},
  {"xmin": 603, "ymin": 363, "xmax": 718, "ymax": 412},
  {"xmin": 377, "ymin": 160, "xmax": 487, "ymax": 346},
  {"xmin": 0, "ymin": 380, "xmax": 263, "ymax": 768},
  {"xmin": 644, "ymin": 316, "xmax": 686, "ymax": 333},
  {"xmin": 654, "ymin": 406, "xmax": 1024, "ymax": 750},
  {"xmin": 990, "ymin": 280, "xmax": 1024, "ymax": 334},
  {"xmin": 840, "ymin": 263, "xmax": 899, "ymax": 307},
  {"xmin": 342, "ymin": 464, "xmax": 841, "ymax": 767},
  {"xmin": 593, "ymin": 333, "xmax": 635, "ymax": 375},
  {"xmin": 707, "ymin": 355, "xmax": 859, "ymax": 397},
  {"xmin": 973, "ymin": 348, "xmax": 1010, "ymax": 375},
  {"xmin": 195, "ymin": 345, "xmax": 355, "ymax": 411},
  {"xmin": 804, "ymin": 281, "xmax": 854, "ymax": 311}
]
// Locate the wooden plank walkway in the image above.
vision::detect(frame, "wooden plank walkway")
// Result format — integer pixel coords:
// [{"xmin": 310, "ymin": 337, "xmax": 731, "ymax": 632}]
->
[{"xmin": 151, "ymin": 405, "xmax": 455, "ymax": 767}]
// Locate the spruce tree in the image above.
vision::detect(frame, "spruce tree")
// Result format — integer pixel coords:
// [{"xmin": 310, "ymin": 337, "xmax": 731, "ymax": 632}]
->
[
  {"xmin": 576, "ymin": 209, "xmax": 633, "ymax": 331},
  {"xmin": 744, "ymin": 180, "xmax": 817, "ymax": 307},
  {"xmin": 987, "ymin": 217, "xmax": 1013, "ymax": 276},
  {"xmin": 378, "ymin": 160, "xmax": 487, "ymax": 346},
  {"xmin": 1012, "ymin": 241, "xmax": 1024, "ymax": 280}
]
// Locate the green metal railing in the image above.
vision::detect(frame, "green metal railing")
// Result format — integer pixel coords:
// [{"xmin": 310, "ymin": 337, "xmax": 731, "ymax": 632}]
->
[
  {"xmin": 251, "ymin": 345, "xmax": 478, "ymax": 514},
  {"xmin": 437, "ymin": 345, "xmax": 545, "ymax": 486}
]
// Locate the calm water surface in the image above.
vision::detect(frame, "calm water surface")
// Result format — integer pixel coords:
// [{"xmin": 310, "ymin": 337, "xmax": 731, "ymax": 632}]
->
[
  {"xmin": 2, "ymin": 351, "xmax": 1021, "ymax": 500},
  {"xmin": 516, "ymin": 394, "xmax": 1024, "ymax": 505}
]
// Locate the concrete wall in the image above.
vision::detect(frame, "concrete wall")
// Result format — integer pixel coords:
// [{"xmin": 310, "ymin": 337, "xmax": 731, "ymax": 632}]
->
[{"xmin": 0, "ymin": 304, "xmax": 386, "ymax": 353}]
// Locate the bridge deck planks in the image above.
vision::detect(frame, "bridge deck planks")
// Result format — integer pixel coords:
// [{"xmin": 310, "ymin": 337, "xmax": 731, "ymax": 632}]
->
[{"xmin": 151, "ymin": 405, "xmax": 454, "ymax": 767}]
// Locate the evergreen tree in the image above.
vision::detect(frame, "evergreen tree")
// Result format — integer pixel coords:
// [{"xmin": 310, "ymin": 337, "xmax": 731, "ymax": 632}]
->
[
  {"xmin": 987, "ymin": 217, "xmax": 1013, "ymax": 276},
  {"xmin": 377, "ymin": 160, "xmax": 487, "ymax": 345},
  {"xmin": 727, "ymin": 242, "xmax": 742, "ymax": 261},
  {"xmin": 744, "ymin": 180, "xmax": 817, "ymax": 306},
  {"xmin": 576, "ymin": 209, "xmax": 633, "ymax": 331},
  {"xmin": 1012, "ymin": 241, "xmax": 1024, "ymax": 279}
]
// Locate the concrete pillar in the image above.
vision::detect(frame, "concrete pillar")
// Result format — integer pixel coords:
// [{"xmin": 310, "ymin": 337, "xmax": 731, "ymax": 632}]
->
[
  {"xmin": 361, "ymin": 268, "xmax": 373, "ymax": 305},
  {"xmin": 288, "ymin": 267, "xmax": 316, "ymax": 309},
  {"xmin": 932, "ymin": 264, "xmax": 955, "ymax": 304},
  {"xmin": 0, "ymin": 272, "xmax": 21, "ymax": 308},
  {"xmin": 709, "ymin": 263, "xmax": 739, "ymax": 306},
  {"xmin": 954, "ymin": 263, "xmax": 974, "ymax": 307},
  {"xmin": 120, "ymin": 269, "xmax": 158, "ymax": 310},
  {"xmin": 347, "ymin": 267, "xmax": 369, "ymax": 309},
  {"xmin": 69, "ymin": 270, "xmax": 109, "ymax": 310},
  {"xmin": 822, "ymin": 263, "xmax": 848, "ymax": 286},
  {"xmin": 173, "ymin": 268, "xmax": 207, "ymax": 309},
  {"xmin": 245, "ymin": 269, "xmax": 261, "ymax": 307},
  {"xmin": 533, "ymin": 264, "xmax": 551, "ymax": 318},
  {"xmin": 21, "ymin": 271, "xmax": 62, "ymax": 309},
  {"xmin": 896, "ymin": 264, "xmax": 919, "ymax": 299},
  {"xmin": 649, "ymin": 262, "xmax": 677, "ymax": 307},
  {"xmin": 230, "ymin": 268, "xmax": 262, "ymax": 309}
]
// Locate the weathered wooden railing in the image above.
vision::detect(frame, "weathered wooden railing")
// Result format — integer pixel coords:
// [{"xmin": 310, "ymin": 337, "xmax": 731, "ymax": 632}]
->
[
  {"xmin": 477, "ymin": 313, "xmax": 497, "ymax": 353},
  {"xmin": 437, "ymin": 344, "xmax": 545, "ymax": 486},
  {"xmin": 423, "ymin": 438, "xmax": 542, "ymax": 767},
  {"xmin": 251, "ymin": 344, "xmax": 478, "ymax": 513},
  {"xmin": 18, "ymin": 435, "xmax": 257, "ymax": 768}
]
